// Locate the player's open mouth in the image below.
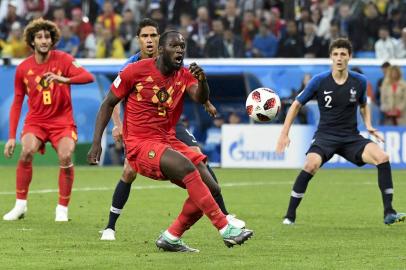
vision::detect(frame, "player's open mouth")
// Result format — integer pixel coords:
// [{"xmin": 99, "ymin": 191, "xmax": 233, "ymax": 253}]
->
[{"xmin": 175, "ymin": 56, "xmax": 183, "ymax": 64}]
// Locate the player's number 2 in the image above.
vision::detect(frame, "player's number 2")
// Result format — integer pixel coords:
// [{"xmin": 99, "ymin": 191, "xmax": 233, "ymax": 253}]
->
[
  {"xmin": 43, "ymin": 90, "xmax": 52, "ymax": 105},
  {"xmin": 324, "ymin": 95, "xmax": 332, "ymax": 108}
]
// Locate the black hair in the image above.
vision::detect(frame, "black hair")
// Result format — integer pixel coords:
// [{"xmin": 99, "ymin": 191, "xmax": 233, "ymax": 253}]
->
[
  {"xmin": 136, "ymin": 18, "xmax": 159, "ymax": 36},
  {"xmin": 158, "ymin": 30, "xmax": 181, "ymax": 47},
  {"xmin": 329, "ymin": 38, "xmax": 352, "ymax": 56}
]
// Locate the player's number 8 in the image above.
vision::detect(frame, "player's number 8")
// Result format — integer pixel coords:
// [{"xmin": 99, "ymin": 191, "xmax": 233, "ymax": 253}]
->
[{"xmin": 43, "ymin": 90, "xmax": 52, "ymax": 105}]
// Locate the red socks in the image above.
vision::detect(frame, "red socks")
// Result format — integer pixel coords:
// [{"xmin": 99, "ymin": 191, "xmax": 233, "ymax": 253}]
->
[
  {"xmin": 16, "ymin": 160, "xmax": 32, "ymax": 200},
  {"xmin": 58, "ymin": 165, "xmax": 74, "ymax": 206},
  {"xmin": 168, "ymin": 170, "xmax": 227, "ymax": 237}
]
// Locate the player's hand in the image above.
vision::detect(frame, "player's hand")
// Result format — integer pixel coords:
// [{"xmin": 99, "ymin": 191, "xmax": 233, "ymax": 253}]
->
[
  {"xmin": 112, "ymin": 125, "xmax": 123, "ymax": 143},
  {"xmin": 4, "ymin": 139, "xmax": 16, "ymax": 158},
  {"xmin": 204, "ymin": 100, "xmax": 217, "ymax": 117},
  {"xmin": 87, "ymin": 143, "xmax": 102, "ymax": 165},
  {"xmin": 367, "ymin": 128, "xmax": 385, "ymax": 143},
  {"xmin": 188, "ymin": 63, "xmax": 206, "ymax": 81},
  {"xmin": 276, "ymin": 134, "xmax": 290, "ymax": 154},
  {"xmin": 43, "ymin": 72, "xmax": 69, "ymax": 84}
]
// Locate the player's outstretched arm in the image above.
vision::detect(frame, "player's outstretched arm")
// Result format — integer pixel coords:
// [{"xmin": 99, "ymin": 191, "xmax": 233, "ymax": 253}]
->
[
  {"xmin": 111, "ymin": 103, "xmax": 123, "ymax": 143},
  {"xmin": 88, "ymin": 91, "xmax": 121, "ymax": 165},
  {"xmin": 187, "ymin": 62, "xmax": 209, "ymax": 104},
  {"xmin": 360, "ymin": 103, "xmax": 385, "ymax": 143},
  {"xmin": 276, "ymin": 100, "xmax": 303, "ymax": 154}
]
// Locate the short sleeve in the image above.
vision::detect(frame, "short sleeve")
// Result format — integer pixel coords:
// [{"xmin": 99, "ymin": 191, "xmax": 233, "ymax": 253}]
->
[
  {"xmin": 296, "ymin": 76, "xmax": 320, "ymax": 105},
  {"xmin": 358, "ymin": 75, "xmax": 367, "ymax": 105},
  {"xmin": 111, "ymin": 64, "xmax": 135, "ymax": 99}
]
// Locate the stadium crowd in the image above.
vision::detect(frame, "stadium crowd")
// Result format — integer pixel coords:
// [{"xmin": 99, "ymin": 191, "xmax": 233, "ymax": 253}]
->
[{"xmin": 1, "ymin": 0, "xmax": 406, "ymax": 60}]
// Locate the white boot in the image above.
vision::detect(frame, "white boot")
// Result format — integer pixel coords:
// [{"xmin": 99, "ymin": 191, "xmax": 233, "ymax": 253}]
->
[
  {"xmin": 100, "ymin": 228, "xmax": 116, "ymax": 241},
  {"xmin": 226, "ymin": 214, "xmax": 246, "ymax": 229},
  {"xmin": 55, "ymin": 204, "xmax": 69, "ymax": 222},
  {"xmin": 3, "ymin": 199, "xmax": 27, "ymax": 221}
]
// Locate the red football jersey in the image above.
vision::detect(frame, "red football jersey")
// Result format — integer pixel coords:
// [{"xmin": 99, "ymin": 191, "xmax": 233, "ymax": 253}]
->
[
  {"xmin": 10, "ymin": 50, "xmax": 92, "ymax": 138},
  {"xmin": 111, "ymin": 58, "xmax": 197, "ymax": 140}
]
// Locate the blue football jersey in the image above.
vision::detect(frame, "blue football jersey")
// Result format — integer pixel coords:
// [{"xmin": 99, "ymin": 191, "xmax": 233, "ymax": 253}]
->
[{"xmin": 296, "ymin": 70, "xmax": 367, "ymax": 136}]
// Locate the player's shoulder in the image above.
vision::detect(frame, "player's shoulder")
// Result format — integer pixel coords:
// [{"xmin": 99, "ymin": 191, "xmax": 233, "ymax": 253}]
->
[
  {"xmin": 348, "ymin": 70, "xmax": 367, "ymax": 84},
  {"xmin": 312, "ymin": 70, "xmax": 331, "ymax": 82},
  {"xmin": 52, "ymin": 50, "xmax": 74, "ymax": 60},
  {"xmin": 17, "ymin": 54, "xmax": 35, "ymax": 70}
]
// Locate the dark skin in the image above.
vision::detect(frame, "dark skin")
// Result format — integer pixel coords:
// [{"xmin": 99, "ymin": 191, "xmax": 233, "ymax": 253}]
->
[{"xmin": 88, "ymin": 32, "xmax": 219, "ymax": 194}]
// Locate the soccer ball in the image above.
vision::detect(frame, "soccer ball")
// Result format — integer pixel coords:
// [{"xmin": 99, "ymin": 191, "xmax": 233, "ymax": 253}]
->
[{"xmin": 246, "ymin": 87, "xmax": 281, "ymax": 122}]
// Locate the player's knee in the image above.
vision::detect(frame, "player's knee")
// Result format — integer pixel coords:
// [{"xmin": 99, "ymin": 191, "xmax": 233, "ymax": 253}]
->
[
  {"xmin": 58, "ymin": 151, "xmax": 73, "ymax": 165},
  {"xmin": 303, "ymin": 162, "xmax": 320, "ymax": 174},
  {"xmin": 20, "ymin": 147, "xmax": 36, "ymax": 161},
  {"xmin": 377, "ymin": 153, "xmax": 390, "ymax": 164},
  {"xmin": 122, "ymin": 167, "xmax": 136, "ymax": 183}
]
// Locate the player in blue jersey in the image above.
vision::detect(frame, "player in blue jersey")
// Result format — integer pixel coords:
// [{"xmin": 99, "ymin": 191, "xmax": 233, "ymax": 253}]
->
[
  {"xmin": 276, "ymin": 38, "xmax": 405, "ymax": 226},
  {"xmin": 100, "ymin": 19, "xmax": 245, "ymax": 242}
]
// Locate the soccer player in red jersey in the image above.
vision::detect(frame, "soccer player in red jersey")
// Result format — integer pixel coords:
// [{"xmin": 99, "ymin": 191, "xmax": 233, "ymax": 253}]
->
[
  {"xmin": 3, "ymin": 18, "xmax": 94, "ymax": 222},
  {"xmin": 88, "ymin": 31, "xmax": 253, "ymax": 252},
  {"xmin": 100, "ymin": 18, "xmax": 245, "ymax": 242}
]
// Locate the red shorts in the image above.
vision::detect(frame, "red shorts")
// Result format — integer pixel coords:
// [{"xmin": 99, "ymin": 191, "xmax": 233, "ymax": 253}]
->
[
  {"xmin": 22, "ymin": 123, "xmax": 78, "ymax": 154},
  {"xmin": 125, "ymin": 136, "xmax": 206, "ymax": 180}
]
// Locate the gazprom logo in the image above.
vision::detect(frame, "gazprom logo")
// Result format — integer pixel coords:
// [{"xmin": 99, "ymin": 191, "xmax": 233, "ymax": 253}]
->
[{"xmin": 229, "ymin": 136, "xmax": 284, "ymax": 161}]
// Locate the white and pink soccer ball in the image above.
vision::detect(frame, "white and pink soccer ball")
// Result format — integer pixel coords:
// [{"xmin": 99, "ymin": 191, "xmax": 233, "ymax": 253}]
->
[{"xmin": 246, "ymin": 87, "xmax": 281, "ymax": 122}]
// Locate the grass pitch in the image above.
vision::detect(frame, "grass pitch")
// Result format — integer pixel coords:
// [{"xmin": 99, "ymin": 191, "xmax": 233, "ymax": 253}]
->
[{"xmin": 0, "ymin": 167, "xmax": 405, "ymax": 270}]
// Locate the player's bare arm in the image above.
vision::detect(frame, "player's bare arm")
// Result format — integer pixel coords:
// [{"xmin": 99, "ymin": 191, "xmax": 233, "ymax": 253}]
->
[
  {"xmin": 88, "ymin": 91, "xmax": 122, "ymax": 165},
  {"xmin": 360, "ymin": 103, "xmax": 385, "ymax": 143},
  {"xmin": 187, "ymin": 62, "xmax": 209, "ymax": 104},
  {"xmin": 276, "ymin": 100, "xmax": 303, "ymax": 153},
  {"xmin": 203, "ymin": 100, "xmax": 217, "ymax": 117},
  {"xmin": 111, "ymin": 103, "xmax": 123, "ymax": 143}
]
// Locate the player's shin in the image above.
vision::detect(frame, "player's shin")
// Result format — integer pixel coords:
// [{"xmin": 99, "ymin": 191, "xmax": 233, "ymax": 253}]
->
[
  {"xmin": 206, "ymin": 164, "xmax": 229, "ymax": 215},
  {"xmin": 182, "ymin": 170, "xmax": 228, "ymax": 230},
  {"xmin": 167, "ymin": 197, "xmax": 203, "ymax": 238},
  {"xmin": 377, "ymin": 161, "xmax": 395, "ymax": 215},
  {"xmin": 58, "ymin": 164, "xmax": 74, "ymax": 207},
  {"xmin": 285, "ymin": 170, "xmax": 313, "ymax": 221},
  {"xmin": 16, "ymin": 160, "xmax": 33, "ymax": 200},
  {"xmin": 106, "ymin": 179, "xmax": 132, "ymax": 230}
]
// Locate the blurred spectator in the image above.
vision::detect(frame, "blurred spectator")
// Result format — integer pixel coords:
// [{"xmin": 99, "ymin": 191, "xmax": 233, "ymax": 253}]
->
[
  {"xmin": 387, "ymin": 8, "xmax": 404, "ymax": 38},
  {"xmin": 52, "ymin": 6, "xmax": 70, "ymax": 29},
  {"xmin": 24, "ymin": 0, "xmax": 48, "ymax": 20},
  {"xmin": 96, "ymin": 27, "xmax": 125, "ymax": 58},
  {"xmin": 205, "ymin": 22, "xmax": 245, "ymax": 58},
  {"xmin": 0, "ymin": 0, "xmax": 25, "ymax": 23},
  {"xmin": 0, "ymin": 1, "xmax": 26, "ymax": 40},
  {"xmin": 267, "ymin": 7, "xmax": 285, "ymax": 39},
  {"xmin": 124, "ymin": 0, "xmax": 148, "ymax": 25},
  {"xmin": 96, "ymin": 0, "xmax": 122, "ymax": 36},
  {"xmin": 149, "ymin": 4, "xmax": 167, "ymax": 34},
  {"xmin": 84, "ymin": 22, "xmax": 104, "ymax": 58},
  {"xmin": 251, "ymin": 19, "xmax": 278, "ymax": 57},
  {"xmin": 0, "ymin": 21, "xmax": 29, "ymax": 58},
  {"xmin": 277, "ymin": 19, "xmax": 304, "ymax": 58},
  {"xmin": 178, "ymin": 26, "xmax": 202, "ymax": 58},
  {"xmin": 227, "ymin": 112, "xmax": 241, "ymax": 124},
  {"xmin": 70, "ymin": 8, "xmax": 93, "ymax": 46},
  {"xmin": 376, "ymin": 61, "xmax": 391, "ymax": 108},
  {"xmin": 395, "ymin": 27, "xmax": 406, "ymax": 58},
  {"xmin": 204, "ymin": 113, "xmax": 225, "ymax": 164},
  {"xmin": 374, "ymin": 25, "xmax": 398, "ymax": 60},
  {"xmin": 191, "ymin": 6, "xmax": 211, "ymax": 51},
  {"xmin": 310, "ymin": 4, "xmax": 330, "ymax": 40},
  {"xmin": 380, "ymin": 65, "xmax": 406, "ymax": 125},
  {"xmin": 362, "ymin": 2, "xmax": 387, "ymax": 51},
  {"xmin": 119, "ymin": 9, "xmax": 137, "ymax": 55},
  {"xmin": 241, "ymin": 10, "xmax": 259, "ymax": 50},
  {"xmin": 221, "ymin": 0, "xmax": 242, "ymax": 36},
  {"xmin": 238, "ymin": 0, "xmax": 264, "ymax": 18},
  {"xmin": 56, "ymin": 24, "xmax": 79, "ymax": 57},
  {"xmin": 167, "ymin": 0, "xmax": 194, "ymax": 26},
  {"xmin": 303, "ymin": 21, "xmax": 323, "ymax": 58},
  {"xmin": 179, "ymin": 12, "xmax": 194, "ymax": 34},
  {"xmin": 296, "ymin": 6, "xmax": 310, "ymax": 36},
  {"xmin": 334, "ymin": 2, "xmax": 352, "ymax": 37}
]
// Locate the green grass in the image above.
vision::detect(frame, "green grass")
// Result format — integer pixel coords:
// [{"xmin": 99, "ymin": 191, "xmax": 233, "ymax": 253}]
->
[{"xmin": 0, "ymin": 167, "xmax": 405, "ymax": 270}]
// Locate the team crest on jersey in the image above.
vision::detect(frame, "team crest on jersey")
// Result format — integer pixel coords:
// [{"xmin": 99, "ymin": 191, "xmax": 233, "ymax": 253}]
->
[
  {"xmin": 157, "ymin": 87, "xmax": 169, "ymax": 103},
  {"xmin": 39, "ymin": 77, "xmax": 49, "ymax": 88},
  {"xmin": 349, "ymin": 87, "xmax": 357, "ymax": 102},
  {"xmin": 113, "ymin": 75, "xmax": 122, "ymax": 88},
  {"xmin": 148, "ymin": 150, "xmax": 156, "ymax": 159}
]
